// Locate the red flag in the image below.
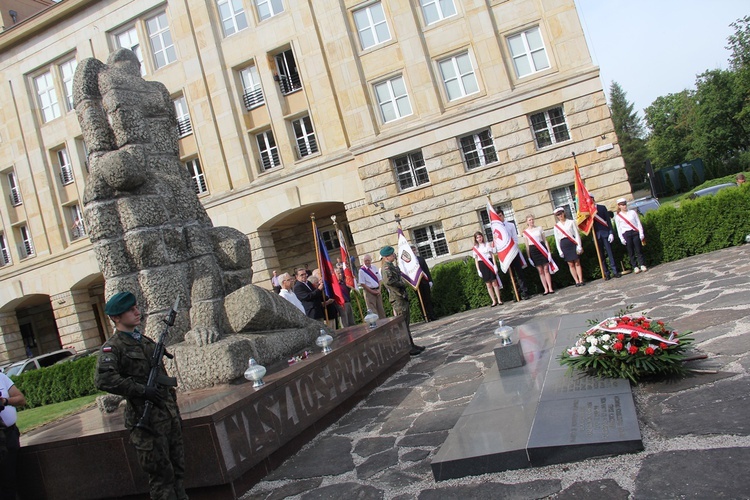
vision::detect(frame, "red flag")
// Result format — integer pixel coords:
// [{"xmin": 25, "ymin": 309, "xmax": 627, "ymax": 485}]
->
[
  {"xmin": 316, "ymin": 229, "xmax": 345, "ymax": 306},
  {"xmin": 574, "ymin": 157, "xmax": 595, "ymax": 235},
  {"xmin": 337, "ymin": 228, "xmax": 356, "ymax": 288}
]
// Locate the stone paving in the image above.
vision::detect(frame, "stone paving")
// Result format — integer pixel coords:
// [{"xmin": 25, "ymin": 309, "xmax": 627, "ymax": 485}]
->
[{"xmin": 242, "ymin": 245, "xmax": 750, "ymax": 500}]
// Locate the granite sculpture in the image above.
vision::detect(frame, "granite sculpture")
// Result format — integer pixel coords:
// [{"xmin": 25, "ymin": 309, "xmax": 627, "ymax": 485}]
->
[{"xmin": 74, "ymin": 49, "xmax": 323, "ymax": 390}]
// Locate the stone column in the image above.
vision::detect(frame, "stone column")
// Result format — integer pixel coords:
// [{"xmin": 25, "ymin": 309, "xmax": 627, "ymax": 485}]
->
[
  {"xmin": 0, "ymin": 312, "xmax": 24, "ymax": 363},
  {"xmin": 51, "ymin": 290, "xmax": 103, "ymax": 352},
  {"xmin": 249, "ymin": 230, "xmax": 279, "ymax": 291}
]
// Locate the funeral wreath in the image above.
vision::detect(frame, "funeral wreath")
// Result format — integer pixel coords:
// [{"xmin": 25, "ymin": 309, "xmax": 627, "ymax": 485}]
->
[{"xmin": 559, "ymin": 308, "xmax": 694, "ymax": 383}]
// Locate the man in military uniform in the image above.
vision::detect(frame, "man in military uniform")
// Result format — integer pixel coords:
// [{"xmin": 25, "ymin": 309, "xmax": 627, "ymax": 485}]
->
[
  {"xmin": 95, "ymin": 292, "xmax": 187, "ymax": 500},
  {"xmin": 380, "ymin": 246, "xmax": 425, "ymax": 356}
]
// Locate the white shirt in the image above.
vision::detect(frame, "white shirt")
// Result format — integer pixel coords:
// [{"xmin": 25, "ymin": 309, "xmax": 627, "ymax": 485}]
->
[
  {"xmin": 473, "ymin": 242, "xmax": 495, "ymax": 261},
  {"xmin": 553, "ymin": 218, "xmax": 582, "ymax": 249},
  {"xmin": 280, "ymin": 288, "xmax": 305, "ymax": 313},
  {"xmin": 0, "ymin": 373, "xmax": 18, "ymax": 426},
  {"xmin": 358, "ymin": 265, "xmax": 381, "ymax": 290},
  {"xmin": 614, "ymin": 209, "xmax": 644, "ymax": 242}
]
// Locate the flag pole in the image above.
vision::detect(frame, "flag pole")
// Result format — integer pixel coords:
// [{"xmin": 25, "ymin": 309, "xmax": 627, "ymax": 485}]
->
[
  {"xmin": 332, "ymin": 216, "xmax": 363, "ymax": 322},
  {"xmin": 396, "ymin": 214, "xmax": 428, "ymax": 322},
  {"xmin": 572, "ymin": 152, "xmax": 606, "ymax": 279},
  {"xmin": 311, "ymin": 213, "xmax": 330, "ymax": 322}
]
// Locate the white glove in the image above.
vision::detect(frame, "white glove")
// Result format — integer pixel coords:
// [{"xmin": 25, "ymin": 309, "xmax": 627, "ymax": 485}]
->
[
  {"xmin": 477, "ymin": 269, "xmax": 482, "ymax": 278},
  {"xmin": 620, "ymin": 239, "xmax": 626, "ymax": 245},
  {"xmin": 607, "ymin": 234, "xmax": 614, "ymax": 244},
  {"xmin": 559, "ymin": 252, "xmax": 564, "ymax": 258},
  {"xmin": 429, "ymin": 281, "xmax": 433, "ymax": 288},
  {"xmin": 528, "ymin": 257, "xmax": 535, "ymax": 267},
  {"xmin": 576, "ymin": 245, "xmax": 583, "ymax": 255}
]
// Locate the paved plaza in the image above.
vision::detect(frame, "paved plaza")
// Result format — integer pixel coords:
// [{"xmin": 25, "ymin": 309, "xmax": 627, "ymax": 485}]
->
[{"xmin": 243, "ymin": 245, "xmax": 750, "ymax": 499}]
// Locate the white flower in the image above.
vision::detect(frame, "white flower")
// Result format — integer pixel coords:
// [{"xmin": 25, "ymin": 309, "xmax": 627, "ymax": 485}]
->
[
  {"xmin": 602, "ymin": 343, "xmax": 610, "ymax": 350},
  {"xmin": 568, "ymin": 348, "xmax": 579, "ymax": 357},
  {"xmin": 601, "ymin": 334, "xmax": 611, "ymax": 342},
  {"xmin": 577, "ymin": 345, "xmax": 587, "ymax": 355},
  {"xmin": 586, "ymin": 335, "xmax": 597, "ymax": 345},
  {"xmin": 588, "ymin": 345, "xmax": 603, "ymax": 355},
  {"xmin": 606, "ymin": 320, "xmax": 618, "ymax": 328}
]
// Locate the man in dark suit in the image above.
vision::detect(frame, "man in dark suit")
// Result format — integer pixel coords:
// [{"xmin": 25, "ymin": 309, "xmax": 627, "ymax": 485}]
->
[
  {"xmin": 412, "ymin": 245, "xmax": 437, "ymax": 321},
  {"xmin": 293, "ymin": 268, "xmax": 325, "ymax": 319},
  {"xmin": 591, "ymin": 195, "xmax": 620, "ymax": 280}
]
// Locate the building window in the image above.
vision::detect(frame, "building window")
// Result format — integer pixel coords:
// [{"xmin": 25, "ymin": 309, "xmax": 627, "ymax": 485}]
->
[
  {"xmin": 420, "ymin": 0, "xmax": 456, "ymax": 25},
  {"xmin": 393, "ymin": 151, "xmax": 429, "ymax": 191},
  {"xmin": 70, "ymin": 205, "xmax": 86, "ymax": 240},
  {"xmin": 0, "ymin": 234, "xmax": 10, "ymax": 266},
  {"xmin": 114, "ymin": 26, "xmax": 146, "ymax": 76},
  {"xmin": 19, "ymin": 225, "xmax": 34, "ymax": 258},
  {"xmin": 174, "ymin": 96, "xmax": 192, "ymax": 137},
  {"xmin": 374, "ymin": 76, "xmax": 412, "ymax": 123},
  {"xmin": 34, "ymin": 71, "xmax": 60, "ymax": 123},
  {"xmin": 507, "ymin": 26, "xmax": 550, "ymax": 78},
  {"xmin": 57, "ymin": 148, "xmax": 74, "ymax": 185},
  {"xmin": 292, "ymin": 115, "xmax": 318, "ymax": 158},
  {"xmin": 321, "ymin": 229, "xmax": 340, "ymax": 252},
  {"xmin": 353, "ymin": 2, "xmax": 391, "ymax": 50},
  {"xmin": 256, "ymin": 130, "xmax": 281, "ymax": 171},
  {"xmin": 438, "ymin": 52, "xmax": 478, "ymax": 101},
  {"xmin": 274, "ymin": 49, "xmax": 302, "ymax": 95},
  {"xmin": 59, "ymin": 59, "xmax": 78, "ymax": 112},
  {"xmin": 240, "ymin": 65, "xmax": 264, "ymax": 110},
  {"xmin": 479, "ymin": 203, "xmax": 516, "ymax": 242},
  {"xmin": 7, "ymin": 172, "xmax": 22, "ymax": 206},
  {"xmin": 530, "ymin": 106, "xmax": 570, "ymax": 149},
  {"xmin": 459, "ymin": 129, "xmax": 497, "ymax": 170},
  {"xmin": 256, "ymin": 0, "xmax": 284, "ymax": 21},
  {"xmin": 413, "ymin": 224, "xmax": 449, "ymax": 259},
  {"xmin": 217, "ymin": 0, "xmax": 248, "ymax": 37},
  {"xmin": 185, "ymin": 158, "xmax": 208, "ymax": 195},
  {"xmin": 146, "ymin": 12, "xmax": 176, "ymax": 69},
  {"xmin": 550, "ymin": 184, "xmax": 575, "ymax": 220}
]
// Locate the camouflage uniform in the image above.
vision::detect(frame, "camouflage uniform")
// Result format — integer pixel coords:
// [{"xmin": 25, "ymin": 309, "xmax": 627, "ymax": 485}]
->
[
  {"xmin": 382, "ymin": 259, "xmax": 410, "ymax": 327},
  {"xmin": 96, "ymin": 330, "xmax": 187, "ymax": 500}
]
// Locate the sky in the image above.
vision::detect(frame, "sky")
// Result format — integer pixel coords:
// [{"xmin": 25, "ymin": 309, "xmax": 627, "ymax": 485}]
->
[{"xmin": 574, "ymin": 0, "xmax": 748, "ymax": 120}]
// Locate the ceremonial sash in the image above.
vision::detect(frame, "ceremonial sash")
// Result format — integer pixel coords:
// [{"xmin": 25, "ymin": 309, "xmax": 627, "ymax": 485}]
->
[
  {"xmin": 616, "ymin": 212, "xmax": 639, "ymax": 233},
  {"xmin": 594, "ymin": 213, "xmax": 609, "ymax": 228},
  {"xmin": 360, "ymin": 266, "xmax": 380, "ymax": 286},
  {"xmin": 472, "ymin": 246, "xmax": 496, "ymax": 273},
  {"xmin": 554, "ymin": 223, "xmax": 578, "ymax": 246},
  {"xmin": 522, "ymin": 229, "xmax": 559, "ymax": 274}
]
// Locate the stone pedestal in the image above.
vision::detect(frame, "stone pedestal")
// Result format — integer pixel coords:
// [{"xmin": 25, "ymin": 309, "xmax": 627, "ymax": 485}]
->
[{"xmin": 494, "ymin": 340, "xmax": 525, "ymax": 370}]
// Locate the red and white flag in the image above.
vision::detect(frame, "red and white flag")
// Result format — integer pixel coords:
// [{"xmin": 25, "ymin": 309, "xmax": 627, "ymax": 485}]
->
[
  {"xmin": 397, "ymin": 228, "xmax": 425, "ymax": 288},
  {"xmin": 487, "ymin": 202, "xmax": 518, "ymax": 273},
  {"xmin": 337, "ymin": 228, "xmax": 357, "ymax": 288}
]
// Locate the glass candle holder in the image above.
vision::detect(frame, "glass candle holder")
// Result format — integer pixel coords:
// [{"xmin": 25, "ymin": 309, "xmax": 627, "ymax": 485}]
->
[{"xmin": 244, "ymin": 358, "xmax": 266, "ymax": 388}]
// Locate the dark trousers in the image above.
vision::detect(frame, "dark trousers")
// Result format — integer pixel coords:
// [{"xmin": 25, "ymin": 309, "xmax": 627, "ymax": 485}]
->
[
  {"xmin": 623, "ymin": 230, "xmax": 646, "ymax": 268},
  {"xmin": 596, "ymin": 235, "xmax": 619, "ymax": 277},
  {"xmin": 509, "ymin": 254, "xmax": 529, "ymax": 296},
  {"xmin": 0, "ymin": 424, "xmax": 20, "ymax": 500},
  {"xmin": 417, "ymin": 281, "xmax": 436, "ymax": 321}
]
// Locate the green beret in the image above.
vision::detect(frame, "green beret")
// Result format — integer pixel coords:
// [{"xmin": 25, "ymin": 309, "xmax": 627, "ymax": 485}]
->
[
  {"xmin": 105, "ymin": 292, "xmax": 136, "ymax": 316},
  {"xmin": 380, "ymin": 246, "xmax": 395, "ymax": 257}
]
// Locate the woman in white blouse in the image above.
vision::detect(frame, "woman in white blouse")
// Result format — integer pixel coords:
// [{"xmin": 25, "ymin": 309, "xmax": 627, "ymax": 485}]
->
[
  {"xmin": 614, "ymin": 197, "xmax": 647, "ymax": 273},
  {"xmin": 472, "ymin": 232, "xmax": 503, "ymax": 306},
  {"xmin": 523, "ymin": 214, "xmax": 555, "ymax": 295},
  {"xmin": 553, "ymin": 207, "xmax": 584, "ymax": 287}
]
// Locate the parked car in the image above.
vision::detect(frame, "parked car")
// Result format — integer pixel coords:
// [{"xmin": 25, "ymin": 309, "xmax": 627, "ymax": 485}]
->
[
  {"xmin": 689, "ymin": 183, "xmax": 737, "ymax": 199},
  {"xmin": 629, "ymin": 197, "xmax": 661, "ymax": 216},
  {"xmin": 4, "ymin": 348, "xmax": 76, "ymax": 377}
]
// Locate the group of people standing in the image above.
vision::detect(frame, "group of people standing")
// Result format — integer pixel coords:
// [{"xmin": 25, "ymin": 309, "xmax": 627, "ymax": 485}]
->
[{"xmin": 473, "ymin": 195, "xmax": 649, "ymax": 304}]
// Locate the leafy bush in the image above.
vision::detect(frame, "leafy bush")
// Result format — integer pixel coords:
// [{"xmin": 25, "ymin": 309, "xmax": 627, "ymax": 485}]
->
[{"xmin": 12, "ymin": 355, "xmax": 98, "ymax": 409}]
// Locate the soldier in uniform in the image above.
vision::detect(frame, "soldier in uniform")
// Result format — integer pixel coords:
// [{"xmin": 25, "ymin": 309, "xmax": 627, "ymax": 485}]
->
[
  {"xmin": 380, "ymin": 246, "xmax": 425, "ymax": 356},
  {"xmin": 95, "ymin": 292, "xmax": 187, "ymax": 500}
]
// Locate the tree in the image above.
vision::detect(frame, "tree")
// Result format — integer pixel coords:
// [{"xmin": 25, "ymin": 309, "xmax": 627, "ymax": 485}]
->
[
  {"xmin": 644, "ymin": 90, "xmax": 697, "ymax": 169},
  {"xmin": 608, "ymin": 82, "xmax": 649, "ymax": 182}
]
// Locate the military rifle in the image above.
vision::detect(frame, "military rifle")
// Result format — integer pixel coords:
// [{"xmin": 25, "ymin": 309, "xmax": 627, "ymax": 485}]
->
[{"xmin": 135, "ymin": 296, "xmax": 179, "ymax": 433}]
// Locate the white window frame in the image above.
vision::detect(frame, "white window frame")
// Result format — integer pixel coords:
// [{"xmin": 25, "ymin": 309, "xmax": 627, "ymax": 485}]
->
[
  {"xmin": 146, "ymin": 12, "xmax": 177, "ymax": 70},
  {"xmin": 217, "ymin": 0, "xmax": 248, "ymax": 37},
  {"xmin": 479, "ymin": 203, "xmax": 516, "ymax": 242},
  {"xmin": 174, "ymin": 96, "xmax": 192, "ymax": 137},
  {"xmin": 0, "ymin": 234, "xmax": 11, "ymax": 266},
  {"xmin": 412, "ymin": 224, "xmax": 449, "ymax": 260},
  {"xmin": 507, "ymin": 26, "xmax": 550, "ymax": 78},
  {"xmin": 374, "ymin": 75, "xmax": 412, "ymax": 123},
  {"xmin": 34, "ymin": 71, "xmax": 61, "ymax": 123},
  {"xmin": 256, "ymin": 130, "xmax": 281, "ymax": 171},
  {"xmin": 459, "ymin": 129, "xmax": 498, "ymax": 170},
  {"xmin": 274, "ymin": 49, "xmax": 302, "ymax": 95},
  {"xmin": 70, "ymin": 204, "xmax": 86, "ymax": 240},
  {"xmin": 19, "ymin": 225, "xmax": 34, "ymax": 258},
  {"xmin": 438, "ymin": 52, "xmax": 478, "ymax": 101},
  {"xmin": 292, "ymin": 115, "xmax": 318, "ymax": 159},
  {"xmin": 7, "ymin": 172, "xmax": 22, "ymax": 206},
  {"xmin": 59, "ymin": 58, "xmax": 78, "ymax": 112},
  {"xmin": 530, "ymin": 106, "xmax": 570, "ymax": 149},
  {"xmin": 185, "ymin": 158, "xmax": 208, "ymax": 195},
  {"xmin": 393, "ymin": 151, "xmax": 429, "ymax": 191},
  {"xmin": 256, "ymin": 0, "xmax": 284, "ymax": 21},
  {"xmin": 57, "ymin": 148, "xmax": 74, "ymax": 185},
  {"xmin": 550, "ymin": 184, "xmax": 576, "ymax": 220},
  {"xmin": 321, "ymin": 229, "xmax": 340, "ymax": 252},
  {"xmin": 240, "ymin": 65, "xmax": 264, "ymax": 109},
  {"xmin": 114, "ymin": 26, "xmax": 146, "ymax": 76},
  {"xmin": 353, "ymin": 2, "xmax": 391, "ymax": 51},
  {"xmin": 420, "ymin": 0, "xmax": 456, "ymax": 26}
]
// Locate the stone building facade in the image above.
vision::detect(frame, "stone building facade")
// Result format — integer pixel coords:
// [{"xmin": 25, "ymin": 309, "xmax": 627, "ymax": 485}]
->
[{"xmin": 0, "ymin": 0, "xmax": 630, "ymax": 363}]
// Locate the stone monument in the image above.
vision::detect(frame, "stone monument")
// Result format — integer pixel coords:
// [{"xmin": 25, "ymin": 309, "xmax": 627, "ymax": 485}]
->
[{"xmin": 73, "ymin": 49, "xmax": 322, "ymax": 389}]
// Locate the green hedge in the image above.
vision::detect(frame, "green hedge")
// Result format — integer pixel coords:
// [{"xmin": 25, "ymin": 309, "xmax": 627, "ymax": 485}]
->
[{"xmin": 12, "ymin": 355, "xmax": 98, "ymax": 409}]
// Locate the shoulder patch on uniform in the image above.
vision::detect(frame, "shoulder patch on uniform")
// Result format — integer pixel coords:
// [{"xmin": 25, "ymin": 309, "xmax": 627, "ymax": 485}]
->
[{"xmin": 102, "ymin": 346, "xmax": 113, "ymax": 352}]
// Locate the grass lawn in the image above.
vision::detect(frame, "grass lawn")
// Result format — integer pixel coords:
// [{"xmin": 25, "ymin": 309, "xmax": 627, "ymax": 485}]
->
[{"xmin": 17, "ymin": 393, "xmax": 102, "ymax": 434}]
